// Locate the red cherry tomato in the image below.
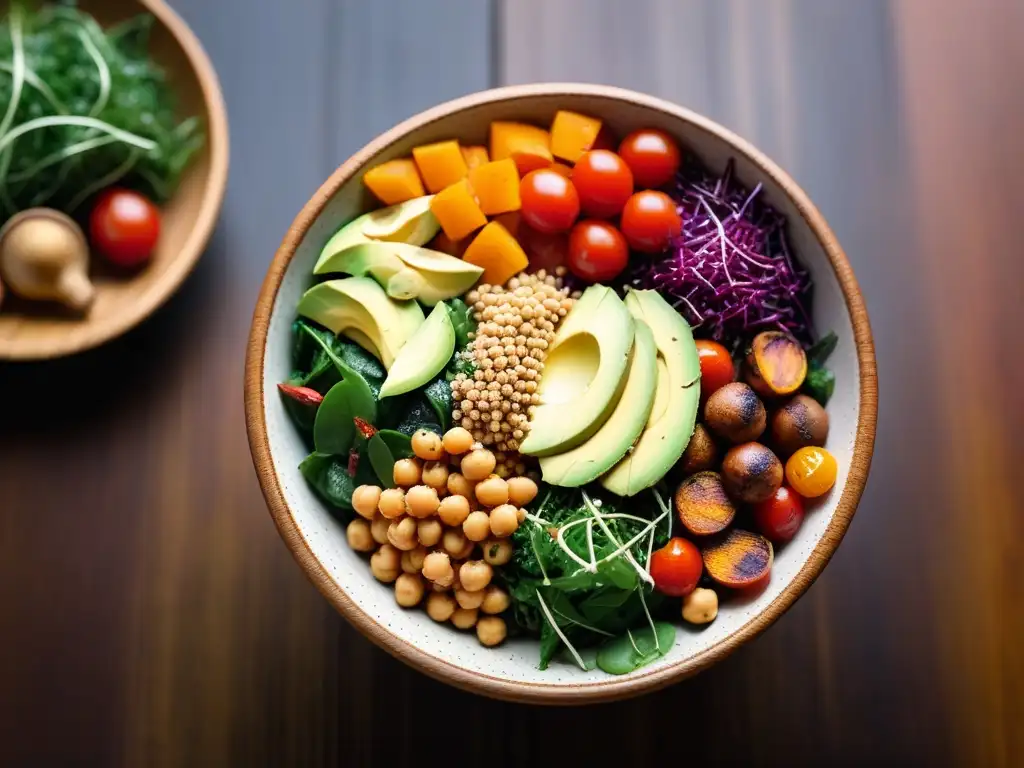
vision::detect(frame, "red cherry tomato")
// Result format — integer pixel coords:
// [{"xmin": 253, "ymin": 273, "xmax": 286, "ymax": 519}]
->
[
  {"xmin": 650, "ymin": 537, "xmax": 703, "ymax": 597},
  {"xmin": 519, "ymin": 168, "xmax": 580, "ymax": 234},
  {"xmin": 618, "ymin": 129, "xmax": 681, "ymax": 189},
  {"xmin": 572, "ymin": 150, "xmax": 634, "ymax": 218},
  {"xmin": 567, "ymin": 220, "xmax": 628, "ymax": 282},
  {"xmin": 89, "ymin": 188, "xmax": 161, "ymax": 268},
  {"xmin": 754, "ymin": 486, "xmax": 806, "ymax": 543},
  {"xmin": 619, "ymin": 191, "xmax": 682, "ymax": 253},
  {"xmin": 695, "ymin": 340, "xmax": 735, "ymax": 399}
]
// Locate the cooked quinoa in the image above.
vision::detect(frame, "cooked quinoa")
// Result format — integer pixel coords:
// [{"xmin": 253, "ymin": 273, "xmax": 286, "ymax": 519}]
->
[{"xmin": 451, "ymin": 269, "xmax": 579, "ymax": 476}]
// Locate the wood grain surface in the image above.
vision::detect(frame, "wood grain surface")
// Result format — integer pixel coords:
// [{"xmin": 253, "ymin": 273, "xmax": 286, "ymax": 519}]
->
[{"xmin": 0, "ymin": 0, "xmax": 1020, "ymax": 765}]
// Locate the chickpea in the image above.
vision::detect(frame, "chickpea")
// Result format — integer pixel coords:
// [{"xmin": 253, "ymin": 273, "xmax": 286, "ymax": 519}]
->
[
  {"xmin": 425, "ymin": 591, "xmax": 457, "ymax": 622},
  {"xmin": 370, "ymin": 545, "xmax": 401, "ymax": 583},
  {"xmin": 392, "ymin": 458, "xmax": 422, "ymax": 488},
  {"xmin": 476, "ymin": 616, "xmax": 507, "ymax": 647},
  {"xmin": 451, "ymin": 607, "xmax": 479, "ymax": 630},
  {"xmin": 461, "ymin": 448, "xmax": 497, "ymax": 481},
  {"xmin": 455, "ymin": 586, "xmax": 485, "ymax": 610},
  {"xmin": 377, "ymin": 488, "xmax": 406, "ymax": 519},
  {"xmin": 442, "ymin": 426, "xmax": 474, "ymax": 455},
  {"xmin": 417, "ymin": 518, "xmax": 443, "ymax": 547},
  {"xmin": 480, "ymin": 585, "xmax": 510, "ymax": 615},
  {"xmin": 446, "ymin": 473, "xmax": 475, "ymax": 500},
  {"xmin": 405, "ymin": 485, "xmax": 440, "ymax": 518},
  {"xmin": 432, "ymin": 570, "xmax": 455, "ymax": 590},
  {"xmin": 411, "ymin": 429, "xmax": 444, "ymax": 461},
  {"xmin": 459, "ymin": 560, "xmax": 493, "ymax": 592},
  {"xmin": 453, "ymin": 539, "xmax": 476, "ymax": 561},
  {"xmin": 394, "ymin": 573, "xmax": 425, "ymax": 607},
  {"xmin": 463, "ymin": 510, "xmax": 491, "ymax": 542},
  {"xmin": 482, "ymin": 538, "xmax": 513, "ymax": 566},
  {"xmin": 474, "ymin": 475, "xmax": 509, "ymax": 507},
  {"xmin": 489, "ymin": 504, "xmax": 520, "ymax": 537},
  {"xmin": 421, "ymin": 551, "xmax": 452, "ymax": 582},
  {"xmin": 370, "ymin": 514, "xmax": 390, "ymax": 545},
  {"xmin": 421, "ymin": 461, "xmax": 449, "ymax": 490},
  {"xmin": 506, "ymin": 476, "xmax": 538, "ymax": 506},
  {"xmin": 517, "ymin": 507, "xmax": 527, "ymax": 523},
  {"xmin": 401, "ymin": 545, "xmax": 427, "ymax": 574},
  {"xmin": 386, "ymin": 516, "xmax": 418, "ymax": 551},
  {"xmin": 352, "ymin": 485, "xmax": 382, "ymax": 520},
  {"xmin": 437, "ymin": 494, "xmax": 471, "ymax": 526},
  {"xmin": 443, "ymin": 529, "xmax": 469, "ymax": 557},
  {"xmin": 682, "ymin": 587, "xmax": 719, "ymax": 624},
  {"xmin": 346, "ymin": 519, "xmax": 375, "ymax": 552}
]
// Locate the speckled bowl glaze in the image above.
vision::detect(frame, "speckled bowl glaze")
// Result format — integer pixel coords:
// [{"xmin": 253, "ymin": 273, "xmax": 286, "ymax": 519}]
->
[{"xmin": 245, "ymin": 84, "xmax": 877, "ymax": 704}]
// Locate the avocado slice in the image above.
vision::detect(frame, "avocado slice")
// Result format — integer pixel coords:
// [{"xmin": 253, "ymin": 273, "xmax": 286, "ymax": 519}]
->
[
  {"xmin": 313, "ymin": 196, "xmax": 439, "ymax": 275},
  {"xmin": 296, "ymin": 276, "xmax": 425, "ymax": 369},
  {"xmin": 519, "ymin": 285, "xmax": 635, "ymax": 457},
  {"xmin": 600, "ymin": 289, "xmax": 701, "ymax": 496},
  {"xmin": 538, "ymin": 320, "xmax": 658, "ymax": 487},
  {"xmin": 379, "ymin": 303, "xmax": 456, "ymax": 398},
  {"xmin": 385, "ymin": 246, "xmax": 484, "ymax": 306}
]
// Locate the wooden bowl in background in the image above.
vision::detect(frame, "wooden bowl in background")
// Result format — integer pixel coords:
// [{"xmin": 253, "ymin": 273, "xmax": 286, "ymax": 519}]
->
[
  {"xmin": 0, "ymin": 0, "xmax": 229, "ymax": 360},
  {"xmin": 245, "ymin": 83, "xmax": 877, "ymax": 703}
]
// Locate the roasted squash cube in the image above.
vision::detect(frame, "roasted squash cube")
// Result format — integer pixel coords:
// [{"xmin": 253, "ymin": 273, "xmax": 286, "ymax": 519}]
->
[
  {"xmin": 363, "ymin": 159, "xmax": 425, "ymax": 205},
  {"xmin": 460, "ymin": 145, "xmax": 490, "ymax": 170},
  {"xmin": 462, "ymin": 221, "xmax": 529, "ymax": 286},
  {"xmin": 550, "ymin": 110, "xmax": 603, "ymax": 163},
  {"xmin": 412, "ymin": 140, "xmax": 469, "ymax": 193},
  {"xmin": 467, "ymin": 158, "xmax": 521, "ymax": 216},
  {"xmin": 430, "ymin": 179, "xmax": 487, "ymax": 241},
  {"xmin": 490, "ymin": 121, "xmax": 553, "ymax": 175}
]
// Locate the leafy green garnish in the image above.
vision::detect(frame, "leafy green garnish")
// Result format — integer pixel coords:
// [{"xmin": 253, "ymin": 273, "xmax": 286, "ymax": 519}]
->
[
  {"xmin": 367, "ymin": 433, "xmax": 396, "ymax": 489},
  {"xmin": 313, "ymin": 378, "xmax": 376, "ymax": 456},
  {"xmin": 422, "ymin": 376, "xmax": 453, "ymax": 431},
  {"xmin": 298, "ymin": 452, "xmax": 355, "ymax": 511},
  {"xmin": 0, "ymin": 2, "xmax": 204, "ymax": 216},
  {"xmin": 595, "ymin": 622, "xmax": 676, "ymax": 676},
  {"xmin": 445, "ymin": 298, "xmax": 475, "ymax": 350},
  {"xmin": 803, "ymin": 330, "xmax": 838, "ymax": 405}
]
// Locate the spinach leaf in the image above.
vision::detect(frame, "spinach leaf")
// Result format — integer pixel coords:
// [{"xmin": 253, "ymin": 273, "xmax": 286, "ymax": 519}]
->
[
  {"xmin": 804, "ymin": 365, "xmax": 836, "ymax": 406},
  {"xmin": 445, "ymin": 298, "xmax": 476, "ymax": 350},
  {"xmin": 596, "ymin": 622, "xmax": 676, "ymax": 676},
  {"xmin": 539, "ymin": 618, "xmax": 562, "ymax": 670},
  {"xmin": 539, "ymin": 587, "xmax": 613, "ymax": 637},
  {"xmin": 423, "ymin": 376, "xmax": 453, "ymax": 431},
  {"xmin": 579, "ymin": 585, "xmax": 636, "ymax": 622},
  {"xmin": 367, "ymin": 434, "xmax": 396, "ymax": 489},
  {"xmin": 807, "ymin": 330, "xmax": 838, "ymax": 366},
  {"xmin": 394, "ymin": 396, "xmax": 443, "ymax": 436},
  {"xmin": 376, "ymin": 429, "xmax": 413, "ymax": 459},
  {"xmin": 556, "ymin": 645, "xmax": 599, "ymax": 671},
  {"xmin": 803, "ymin": 331, "xmax": 838, "ymax": 405},
  {"xmin": 296, "ymin": 320, "xmax": 385, "ymax": 399},
  {"xmin": 314, "ymin": 378, "xmax": 377, "ymax": 455},
  {"xmin": 298, "ymin": 452, "xmax": 355, "ymax": 511}
]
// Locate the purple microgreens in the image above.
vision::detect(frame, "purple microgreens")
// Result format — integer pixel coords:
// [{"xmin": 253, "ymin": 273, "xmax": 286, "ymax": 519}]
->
[{"xmin": 629, "ymin": 157, "xmax": 813, "ymax": 345}]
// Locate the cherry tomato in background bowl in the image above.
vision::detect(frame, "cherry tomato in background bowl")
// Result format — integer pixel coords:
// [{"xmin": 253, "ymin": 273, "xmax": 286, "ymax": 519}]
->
[
  {"xmin": 618, "ymin": 128, "xmax": 681, "ymax": 189},
  {"xmin": 567, "ymin": 220, "xmax": 628, "ymax": 282},
  {"xmin": 753, "ymin": 486, "xmax": 806, "ymax": 543},
  {"xmin": 520, "ymin": 169, "xmax": 580, "ymax": 234},
  {"xmin": 650, "ymin": 537, "xmax": 703, "ymax": 597},
  {"xmin": 695, "ymin": 340, "xmax": 736, "ymax": 399},
  {"xmin": 89, "ymin": 188, "xmax": 161, "ymax": 268},
  {"xmin": 572, "ymin": 149, "xmax": 634, "ymax": 218},
  {"xmin": 620, "ymin": 190, "xmax": 682, "ymax": 252}
]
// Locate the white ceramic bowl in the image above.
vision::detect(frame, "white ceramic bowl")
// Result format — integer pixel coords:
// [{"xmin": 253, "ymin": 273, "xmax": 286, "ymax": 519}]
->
[{"xmin": 245, "ymin": 84, "xmax": 877, "ymax": 704}]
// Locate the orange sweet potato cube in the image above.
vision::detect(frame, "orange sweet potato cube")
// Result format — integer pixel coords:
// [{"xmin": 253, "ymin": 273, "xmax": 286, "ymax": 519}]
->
[
  {"xmin": 460, "ymin": 145, "xmax": 490, "ymax": 170},
  {"xmin": 490, "ymin": 121, "xmax": 553, "ymax": 175},
  {"xmin": 467, "ymin": 158, "xmax": 521, "ymax": 216},
  {"xmin": 430, "ymin": 179, "xmax": 487, "ymax": 241},
  {"xmin": 363, "ymin": 159, "xmax": 425, "ymax": 205},
  {"xmin": 462, "ymin": 221, "xmax": 529, "ymax": 286},
  {"xmin": 412, "ymin": 140, "xmax": 469, "ymax": 193},
  {"xmin": 550, "ymin": 110, "xmax": 603, "ymax": 163}
]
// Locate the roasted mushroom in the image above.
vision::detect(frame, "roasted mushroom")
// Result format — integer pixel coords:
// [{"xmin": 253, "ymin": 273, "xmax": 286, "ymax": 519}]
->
[
  {"xmin": 721, "ymin": 442, "xmax": 783, "ymax": 503},
  {"xmin": 678, "ymin": 423, "xmax": 719, "ymax": 475},
  {"xmin": 770, "ymin": 394, "xmax": 829, "ymax": 457},
  {"xmin": 745, "ymin": 331, "xmax": 808, "ymax": 397},
  {"xmin": 704, "ymin": 382, "xmax": 766, "ymax": 443}
]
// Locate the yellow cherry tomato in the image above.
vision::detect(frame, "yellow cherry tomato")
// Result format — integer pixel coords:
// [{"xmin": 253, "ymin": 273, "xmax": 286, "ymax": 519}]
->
[{"xmin": 785, "ymin": 446, "xmax": 837, "ymax": 498}]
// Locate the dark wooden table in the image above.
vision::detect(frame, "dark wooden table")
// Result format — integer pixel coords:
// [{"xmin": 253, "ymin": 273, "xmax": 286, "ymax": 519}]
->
[{"xmin": 2, "ymin": 1, "xmax": 1022, "ymax": 765}]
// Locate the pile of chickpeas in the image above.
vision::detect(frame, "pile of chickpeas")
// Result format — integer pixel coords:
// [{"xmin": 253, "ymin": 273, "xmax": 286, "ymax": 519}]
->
[{"xmin": 344, "ymin": 426, "xmax": 538, "ymax": 648}]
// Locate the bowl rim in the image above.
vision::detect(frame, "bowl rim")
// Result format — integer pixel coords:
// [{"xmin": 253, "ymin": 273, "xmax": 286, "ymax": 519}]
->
[
  {"xmin": 0, "ymin": 0, "xmax": 230, "ymax": 361},
  {"xmin": 244, "ymin": 82, "xmax": 878, "ymax": 704}
]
